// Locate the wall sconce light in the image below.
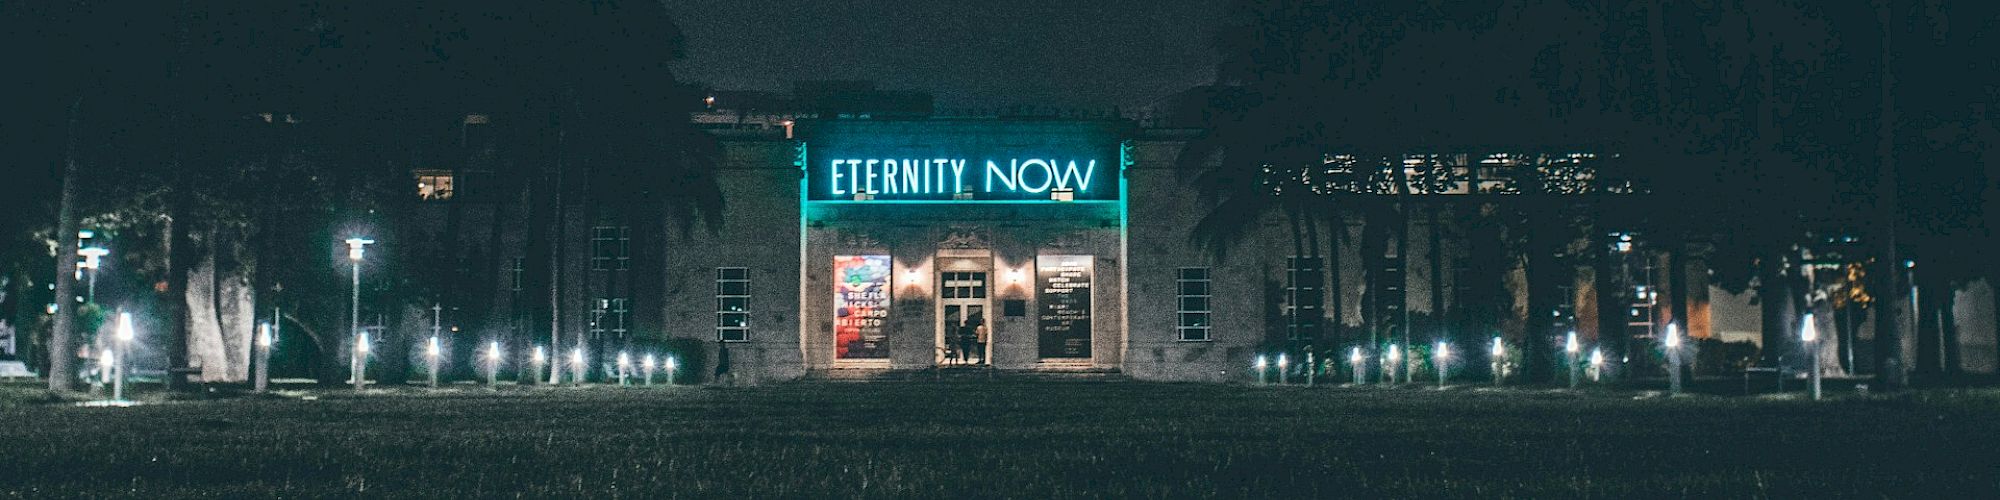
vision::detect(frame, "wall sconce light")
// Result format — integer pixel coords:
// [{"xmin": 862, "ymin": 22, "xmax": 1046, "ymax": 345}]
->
[
  {"xmin": 904, "ymin": 268, "xmax": 925, "ymax": 286},
  {"xmin": 1005, "ymin": 268, "xmax": 1026, "ymax": 284}
]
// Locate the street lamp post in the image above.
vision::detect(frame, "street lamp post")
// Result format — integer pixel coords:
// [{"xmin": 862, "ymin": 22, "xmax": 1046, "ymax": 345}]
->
[
  {"xmin": 1802, "ymin": 312, "xmax": 1822, "ymax": 401},
  {"xmin": 344, "ymin": 237, "xmax": 373, "ymax": 391},
  {"xmin": 114, "ymin": 311, "xmax": 133, "ymax": 401},
  {"xmin": 255, "ymin": 322, "xmax": 273, "ymax": 393},
  {"xmin": 1664, "ymin": 323, "xmax": 1683, "ymax": 396},
  {"xmin": 1350, "ymin": 347, "xmax": 1365, "ymax": 385},
  {"xmin": 1566, "ymin": 331, "xmax": 1581, "ymax": 389},
  {"xmin": 78, "ymin": 246, "xmax": 108, "ymax": 304},
  {"xmin": 1435, "ymin": 341, "xmax": 1450, "ymax": 388},
  {"xmin": 1490, "ymin": 337, "xmax": 1505, "ymax": 386},
  {"xmin": 486, "ymin": 341, "xmax": 502, "ymax": 387}
]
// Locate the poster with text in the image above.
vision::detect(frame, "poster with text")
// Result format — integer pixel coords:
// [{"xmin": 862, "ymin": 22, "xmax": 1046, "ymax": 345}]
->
[
  {"xmin": 835, "ymin": 255, "xmax": 892, "ymax": 359},
  {"xmin": 1036, "ymin": 255, "xmax": 1093, "ymax": 359}
]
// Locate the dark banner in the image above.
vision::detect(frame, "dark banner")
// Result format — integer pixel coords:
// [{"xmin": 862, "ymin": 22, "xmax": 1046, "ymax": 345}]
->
[
  {"xmin": 1037, "ymin": 255, "xmax": 1093, "ymax": 359},
  {"xmin": 835, "ymin": 255, "xmax": 892, "ymax": 359}
]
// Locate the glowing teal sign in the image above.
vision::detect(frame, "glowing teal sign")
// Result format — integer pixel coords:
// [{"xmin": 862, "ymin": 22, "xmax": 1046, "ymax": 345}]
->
[
  {"xmin": 800, "ymin": 120, "xmax": 1123, "ymax": 202},
  {"xmin": 825, "ymin": 158, "xmax": 1100, "ymax": 198}
]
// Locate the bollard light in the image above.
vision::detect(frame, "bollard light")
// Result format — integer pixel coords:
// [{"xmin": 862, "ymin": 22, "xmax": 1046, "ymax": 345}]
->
[
  {"xmin": 356, "ymin": 331, "xmax": 371, "ymax": 355},
  {"xmin": 1435, "ymin": 341, "xmax": 1452, "ymax": 387},
  {"xmin": 1665, "ymin": 322, "xmax": 1684, "ymax": 395},
  {"xmin": 533, "ymin": 346, "xmax": 547, "ymax": 364},
  {"xmin": 488, "ymin": 341, "xmax": 503, "ymax": 362},
  {"xmin": 258, "ymin": 323, "xmax": 273, "ymax": 348},
  {"xmin": 1491, "ymin": 337, "xmax": 1504, "ymax": 358},
  {"xmin": 570, "ymin": 347, "xmax": 584, "ymax": 367},
  {"xmin": 643, "ymin": 354, "xmax": 657, "ymax": 370},
  {"xmin": 1277, "ymin": 353, "xmax": 1289, "ymax": 385},
  {"xmin": 427, "ymin": 336, "xmax": 441, "ymax": 359},
  {"xmin": 617, "ymin": 351, "xmax": 630, "ymax": 369},
  {"xmin": 1565, "ymin": 331, "xmax": 1579, "ymax": 354},
  {"xmin": 1589, "ymin": 347, "xmax": 1605, "ymax": 382},
  {"xmin": 116, "ymin": 312, "xmax": 135, "ymax": 343}
]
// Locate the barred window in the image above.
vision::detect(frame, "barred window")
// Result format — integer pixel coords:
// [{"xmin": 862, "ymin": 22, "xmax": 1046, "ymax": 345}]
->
[
  {"xmin": 591, "ymin": 226, "xmax": 630, "ymax": 271},
  {"xmin": 716, "ymin": 267, "xmax": 749, "ymax": 342},
  {"xmin": 590, "ymin": 298, "xmax": 630, "ymax": 339},
  {"xmin": 1176, "ymin": 267, "xmax": 1212, "ymax": 341},
  {"xmin": 509, "ymin": 257, "xmax": 525, "ymax": 292},
  {"xmin": 1286, "ymin": 256, "xmax": 1324, "ymax": 340}
]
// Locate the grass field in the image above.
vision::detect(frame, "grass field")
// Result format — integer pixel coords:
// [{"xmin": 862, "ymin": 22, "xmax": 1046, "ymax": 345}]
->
[{"xmin": 3, "ymin": 380, "xmax": 1999, "ymax": 498}]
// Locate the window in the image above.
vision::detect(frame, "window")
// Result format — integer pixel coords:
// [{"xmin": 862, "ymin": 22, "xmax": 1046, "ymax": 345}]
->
[
  {"xmin": 509, "ymin": 257, "xmax": 525, "ymax": 292},
  {"xmin": 940, "ymin": 272, "xmax": 986, "ymax": 299},
  {"xmin": 1286, "ymin": 257, "xmax": 1324, "ymax": 340},
  {"xmin": 716, "ymin": 267, "xmax": 749, "ymax": 342},
  {"xmin": 590, "ymin": 297, "xmax": 630, "ymax": 339},
  {"xmin": 415, "ymin": 170, "xmax": 454, "ymax": 201},
  {"xmin": 1176, "ymin": 267, "xmax": 1212, "ymax": 341},
  {"xmin": 591, "ymin": 226, "xmax": 630, "ymax": 271}
]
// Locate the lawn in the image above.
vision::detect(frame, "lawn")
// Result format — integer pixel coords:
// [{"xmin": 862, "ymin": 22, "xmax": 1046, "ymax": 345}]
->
[{"xmin": 3, "ymin": 380, "xmax": 1998, "ymax": 498}]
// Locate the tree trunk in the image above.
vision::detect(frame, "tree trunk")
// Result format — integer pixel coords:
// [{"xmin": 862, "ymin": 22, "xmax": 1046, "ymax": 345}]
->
[
  {"xmin": 1521, "ymin": 204, "xmax": 1561, "ymax": 384},
  {"xmin": 163, "ymin": 195, "xmax": 196, "ymax": 391},
  {"xmin": 1429, "ymin": 201, "xmax": 1445, "ymax": 348},
  {"xmin": 47, "ymin": 96, "xmax": 83, "ymax": 393},
  {"xmin": 1592, "ymin": 220, "xmax": 1624, "ymax": 375},
  {"xmin": 1756, "ymin": 253, "xmax": 1795, "ymax": 368},
  {"xmin": 1327, "ymin": 210, "xmax": 1344, "ymax": 346},
  {"xmin": 1872, "ymin": 0, "xmax": 1908, "ymax": 390}
]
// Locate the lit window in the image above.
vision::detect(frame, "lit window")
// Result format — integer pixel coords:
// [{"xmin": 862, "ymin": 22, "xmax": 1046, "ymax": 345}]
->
[
  {"xmin": 717, "ymin": 267, "xmax": 749, "ymax": 342},
  {"xmin": 591, "ymin": 226, "xmax": 630, "ymax": 271},
  {"xmin": 1177, "ymin": 267, "xmax": 1212, "ymax": 342},
  {"xmin": 591, "ymin": 298, "xmax": 630, "ymax": 338},
  {"xmin": 415, "ymin": 170, "xmax": 454, "ymax": 201}
]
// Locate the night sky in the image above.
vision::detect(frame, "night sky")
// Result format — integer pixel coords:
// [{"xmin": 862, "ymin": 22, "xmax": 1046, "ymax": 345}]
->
[{"xmin": 667, "ymin": 0, "xmax": 1226, "ymax": 111}]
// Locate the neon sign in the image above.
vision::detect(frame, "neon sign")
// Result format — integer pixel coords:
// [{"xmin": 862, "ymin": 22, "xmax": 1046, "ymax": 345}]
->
[
  {"xmin": 800, "ymin": 120, "xmax": 1123, "ymax": 202},
  {"xmin": 826, "ymin": 158, "xmax": 1099, "ymax": 198}
]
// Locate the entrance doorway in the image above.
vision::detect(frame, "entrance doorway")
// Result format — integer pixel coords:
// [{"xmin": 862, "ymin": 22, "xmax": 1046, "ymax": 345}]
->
[{"xmin": 938, "ymin": 268, "xmax": 990, "ymax": 366}]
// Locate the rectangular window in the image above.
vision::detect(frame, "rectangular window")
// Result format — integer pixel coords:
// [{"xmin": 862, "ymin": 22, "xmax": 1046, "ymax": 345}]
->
[
  {"xmin": 590, "ymin": 297, "xmax": 630, "ymax": 338},
  {"xmin": 415, "ymin": 170, "xmax": 454, "ymax": 201},
  {"xmin": 591, "ymin": 226, "xmax": 630, "ymax": 271},
  {"xmin": 716, "ymin": 267, "xmax": 749, "ymax": 342},
  {"xmin": 509, "ymin": 257, "xmax": 525, "ymax": 292},
  {"xmin": 1176, "ymin": 267, "xmax": 1212, "ymax": 341},
  {"xmin": 1286, "ymin": 256, "xmax": 1324, "ymax": 340}
]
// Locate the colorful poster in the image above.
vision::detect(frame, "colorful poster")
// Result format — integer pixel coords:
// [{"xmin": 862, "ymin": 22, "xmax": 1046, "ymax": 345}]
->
[
  {"xmin": 834, "ymin": 255, "xmax": 892, "ymax": 359},
  {"xmin": 1036, "ymin": 255, "xmax": 1093, "ymax": 359}
]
